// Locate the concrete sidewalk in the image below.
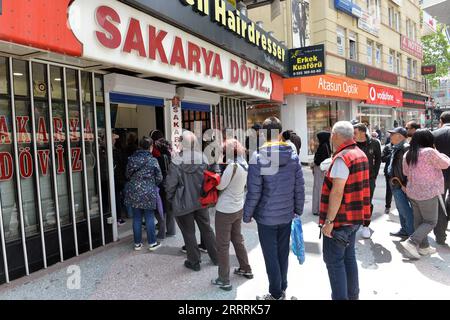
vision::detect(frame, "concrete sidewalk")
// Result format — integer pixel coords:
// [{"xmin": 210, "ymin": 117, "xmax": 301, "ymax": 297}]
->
[{"xmin": 0, "ymin": 167, "xmax": 449, "ymax": 300}]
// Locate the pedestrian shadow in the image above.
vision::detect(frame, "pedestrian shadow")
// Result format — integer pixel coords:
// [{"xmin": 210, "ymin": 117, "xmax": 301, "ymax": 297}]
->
[
  {"xmin": 356, "ymin": 239, "xmax": 392, "ymax": 269},
  {"xmin": 393, "ymin": 238, "xmax": 450, "ymax": 286}
]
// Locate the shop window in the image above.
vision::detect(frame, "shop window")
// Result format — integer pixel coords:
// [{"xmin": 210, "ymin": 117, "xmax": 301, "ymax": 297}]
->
[
  {"xmin": 307, "ymin": 99, "xmax": 350, "ymax": 155},
  {"xmin": 0, "ymin": 57, "xmax": 8, "ymax": 95},
  {"xmin": 94, "ymin": 74, "xmax": 110, "ymax": 216},
  {"xmin": 0, "ymin": 99, "xmax": 20, "ymax": 241},
  {"xmin": 50, "ymin": 66, "xmax": 72, "ymax": 227},
  {"xmin": 13, "ymin": 60, "xmax": 29, "ymax": 97},
  {"xmin": 357, "ymin": 106, "xmax": 393, "ymax": 144},
  {"xmin": 81, "ymin": 72, "xmax": 100, "ymax": 220},
  {"xmin": 66, "ymin": 69, "xmax": 85, "ymax": 224},
  {"xmin": 32, "ymin": 63, "xmax": 57, "ymax": 231}
]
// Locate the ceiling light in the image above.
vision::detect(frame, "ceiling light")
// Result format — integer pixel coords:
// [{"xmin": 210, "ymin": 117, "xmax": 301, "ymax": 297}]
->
[{"xmin": 13, "ymin": 72, "xmax": 23, "ymax": 76}]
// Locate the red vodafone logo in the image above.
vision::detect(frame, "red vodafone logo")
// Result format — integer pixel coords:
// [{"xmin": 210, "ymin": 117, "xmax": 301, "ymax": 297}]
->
[{"xmin": 367, "ymin": 84, "xmax": 402, "ymax": 107}]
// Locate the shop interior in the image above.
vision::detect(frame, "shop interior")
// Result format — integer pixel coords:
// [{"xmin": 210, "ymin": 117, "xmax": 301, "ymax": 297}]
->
[{"xmin": 111, "ymin": 103, "xmax": 165, "ymax": 238}]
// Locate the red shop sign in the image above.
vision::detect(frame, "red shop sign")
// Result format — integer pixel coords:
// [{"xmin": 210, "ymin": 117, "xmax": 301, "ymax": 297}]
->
[
  {"xmin": 367, "ymin": 84, "xmax": 403, "ymax": 107},
  {"xmin": 400, "ymin": 36, "xmax": 423, "ymax": 60}
]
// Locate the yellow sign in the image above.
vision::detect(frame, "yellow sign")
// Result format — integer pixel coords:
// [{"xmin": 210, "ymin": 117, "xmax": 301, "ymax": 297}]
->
[
  {"xmin": 180, "ymin": 0, "xmax": 286, "ymax": 62},
  {"xmin": 227, "ymin": 0, "xmax": 236, "ymax": 8}
]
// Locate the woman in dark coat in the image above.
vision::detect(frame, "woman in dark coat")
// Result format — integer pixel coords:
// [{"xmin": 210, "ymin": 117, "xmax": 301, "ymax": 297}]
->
[
  {"xmin": 311, "ymin": 131, "xmax": 331, "ymax": 216},
  {"xmin": 150, "ymin": 130, "xmax": 175, "ymax": 238},
  {"xmin": 124, "ymin": 137, "xmax": 163, "ymax": 251}
]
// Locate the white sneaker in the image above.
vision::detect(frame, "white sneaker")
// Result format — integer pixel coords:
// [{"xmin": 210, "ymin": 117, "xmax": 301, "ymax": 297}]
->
[
  {"xmin": 148, "ymin": 242, "xmax": 161, "ymax": 251},
  {"xmin": 400, "ymin": 240, "xmax": 420, "ymax": 259},
  {"xmin": 361, "ymin": 226, "xmax": 371, "ymax": 239},
  {"xmin": 134, "ymin": 243, "xmax": 143, "ymax": 251},
  {"xmin": 418, "ymin": 246, "xmax": 437, "ymax": 256}
]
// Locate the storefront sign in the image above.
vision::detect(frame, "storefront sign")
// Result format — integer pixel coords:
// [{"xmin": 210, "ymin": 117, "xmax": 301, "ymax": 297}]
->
[
  {"xmin": 122, "ymin": 0, "xmax": 287, "ymax": 74},
  {"xmin": 400, "ymin": 35, "xmax": 423, "ymax": 60},
  {"xmin": 68, "ymin": 0, "xmax": 282, "ymax": 102},
  {"xmin": 0, "ymin": 115, "xmax": 94, "ymax": 181},
  {"xmin": 357, "ymin": 7, "xmax": 380, "ymax": 37},
  {"xmin": 0, "ymin": 1, "xmax": 287, "ymax": 76},
  {"xmin": 403, "ymin": 91, "xmax": 428, "ymax": 109},
  {"xmin": 334, "ymin": 0, "xmax": 362, "ymax": 18},
  {"xmin": 289, "ymin": 44, "xmax": 325, "ymax": 77},
  {"xmin": 423, "ymin": 11, "xmax": 437, "ymax": 34},
  {"xmin": 366, "ymin": 65, "xmax": 398, "ymax": 85},
  {"xmin": 346, "ymin": 60, "xmax": 366, "ymax": 80},
  {"xmin": 284, "ymin": 75, "xmax": 368, "ymax": 100},
  {"xmin": 421, "ymin": 65, "xmax": 436, "ymax": 75},
  {"xmin": 346, "ymin": 60, "xmax": 398, "ymax": 85},
  {"xmin": 179, "ymin": 0, "xmax": 286, "ymax": 63},
  {"xmin": 368, "ymin": 84, "xmax": 402, "ymax": 107},
  {"xmin": 170, "ymin": 96, "xmax": 182, "ymax": 151}
]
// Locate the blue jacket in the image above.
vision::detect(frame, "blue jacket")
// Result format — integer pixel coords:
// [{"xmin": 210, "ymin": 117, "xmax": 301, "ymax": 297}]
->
[
  {"xmin": 124, "ymin": 150, "xmax": 163, "ymax": 210},
  {"xmin": 243, "ymin": 142, "xmax": 305, "ymax": 225}
]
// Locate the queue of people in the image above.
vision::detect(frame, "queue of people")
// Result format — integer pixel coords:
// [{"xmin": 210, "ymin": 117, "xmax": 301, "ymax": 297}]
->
[{"xmin": 112, "ymin": 111, "xmax": 450, "ymax": 301}]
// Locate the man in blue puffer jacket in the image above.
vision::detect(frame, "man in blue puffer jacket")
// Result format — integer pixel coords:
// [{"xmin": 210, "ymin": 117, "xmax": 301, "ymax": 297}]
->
[{"xmin": 244, "ymin": 117, "xmax": 305, "ymax": 300}]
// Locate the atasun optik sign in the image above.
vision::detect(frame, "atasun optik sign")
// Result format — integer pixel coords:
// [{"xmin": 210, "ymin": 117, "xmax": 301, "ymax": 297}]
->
[
  {"xmin": 0, "ymin": 115, "xmax": 94, "ymax": 181},
  {"xmin": 69, "ymin": 0, "xmax": 282, "ymax": 102}
]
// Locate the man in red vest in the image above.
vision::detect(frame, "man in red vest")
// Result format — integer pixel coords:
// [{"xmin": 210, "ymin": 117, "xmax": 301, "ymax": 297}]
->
[{"xmin": 320, "ymin": 121, "xmax": 371, "ymax": 300}]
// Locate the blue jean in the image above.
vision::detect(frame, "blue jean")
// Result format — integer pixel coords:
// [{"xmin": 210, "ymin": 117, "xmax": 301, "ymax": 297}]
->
[
  {"xmin": 391, "ymin": 186, "xmax": 414, "ymax": 235},
  {"xmin": 257, "ymin": 222, "xmax": 291, "ymax": 299},
  {"xmin": 132, "ymin": 208, "xmax": 156, "ymax": 245},
  {"xmin": 323, "ymin": 225, "xmax": 360, "ymax": 300}
]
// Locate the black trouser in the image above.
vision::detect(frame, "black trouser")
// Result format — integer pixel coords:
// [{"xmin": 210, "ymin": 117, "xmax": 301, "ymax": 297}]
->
[
  {"xmin": 385, "ymin": 175, "xmax": 392, "ymax": 209},
  {"xmin": 176, "ymin": 208, "xmax": 218, "ymax": 265},
  {"xmin": 434, "ymin": 180, "xmax": 449, "ymax": 243},
  {"xmin": 364, "ymin": 179, "xmax": 376, "ymax": 227}
]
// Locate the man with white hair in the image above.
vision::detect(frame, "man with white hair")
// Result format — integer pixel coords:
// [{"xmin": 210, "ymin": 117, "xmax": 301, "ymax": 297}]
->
[{"xmin": 319, "ymin": 121, "xmax": 371, "ymax": 300}]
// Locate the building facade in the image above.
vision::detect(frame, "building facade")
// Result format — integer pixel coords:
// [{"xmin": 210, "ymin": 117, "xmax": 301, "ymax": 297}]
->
[
  {"xmin": 247, "ymin": 0, "xmax": 428, "ymax": 162},
  {"xmin": 0, "ymin": 0, "xmax": 286, "ymax": 283}
]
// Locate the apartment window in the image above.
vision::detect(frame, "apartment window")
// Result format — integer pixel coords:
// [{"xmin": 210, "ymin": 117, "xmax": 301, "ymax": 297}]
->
[
  {"xmin": 412, "ymin": 23, "xmax": 417, "ymax": 41},
  {"xmin": 388, "ymin": 6, "xmax": 394, "ymax": 28},
  {"xmin": 407, "ymin": 57, "xmax": 412, "ymax": 78},
  {"xmin": 388, "ymin": 50, "xmax": 395, "ymax": 72},
  {"xmin": 337, "ymin": 26, "xmax": 346, "ymax": 56},
  {"xmin": 395, "ymin": 12, "xmax": 401, "ymax": 32},
  {"xmin": 406, "ymin": 19, "xmax": 414, "ymax": 39},
  {"xmin": 367, "ymin": 41, "xmax": 374, "ymax": 65},
  {"xmin": 396, "ymin": 53, "xmax": 401, "ymax": 75},
  {"xmin": 349, "ymin": 31, "xmax": 357, "ymax": 60},
  {"xmin": 412, "ymin": 60, "xmax": 417, "ymax": 79},
  {"xmin": 375, "ymin": 44, "xmax": 382, "ymax": 66}
]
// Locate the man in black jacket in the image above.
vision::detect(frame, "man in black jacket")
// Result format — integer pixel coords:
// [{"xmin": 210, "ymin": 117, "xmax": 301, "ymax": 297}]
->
[
  {"xmin": 381, "ymin": 142, "xmax": 393, "ymax": 215},
  {"xmin": 386, "ymin": 127, "xmax": 414, "ymax": 239},
  {"xmin": 432, "ymin": 111, "xmax": 450, "ymax": 245},
  {"xmin": 354, "ymin": 123, "xmax": 382, "ymax": 239}
]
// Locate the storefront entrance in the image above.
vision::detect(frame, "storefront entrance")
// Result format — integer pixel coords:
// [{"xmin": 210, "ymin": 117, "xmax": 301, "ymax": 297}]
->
[{"xmin": 111, "ymin": 103, "xmax": 164, "ymax": 239}]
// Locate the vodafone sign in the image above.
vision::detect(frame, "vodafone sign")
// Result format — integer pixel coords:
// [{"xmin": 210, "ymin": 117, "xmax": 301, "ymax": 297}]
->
[
  {"xmin": 368, "ymin": 84, "xmax": 402, "ymax": 107},
  {"xmin": 68, "ymin": 0, "xmax": 282, "ymax": 101}
]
